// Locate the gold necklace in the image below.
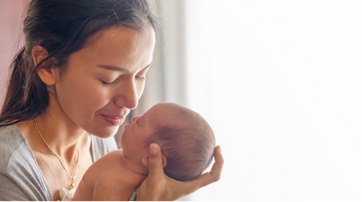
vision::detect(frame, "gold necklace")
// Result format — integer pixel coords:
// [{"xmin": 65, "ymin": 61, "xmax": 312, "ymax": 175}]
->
[{"xmin": 34, "ymin": 119, "xmax": 80, "ymax": 190}]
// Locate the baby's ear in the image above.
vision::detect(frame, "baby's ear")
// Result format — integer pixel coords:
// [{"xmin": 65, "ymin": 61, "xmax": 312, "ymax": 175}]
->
[
  {"xmin": 141, "ymin": 156, "xmax": 149, "ymax": 167},
  {"xmin": 161, "ymin": 154, "xmax": 167, "ymax": 168},
  {"xmin": 141, "ymin": 154, "xmax": 167, "ymax": 168}
]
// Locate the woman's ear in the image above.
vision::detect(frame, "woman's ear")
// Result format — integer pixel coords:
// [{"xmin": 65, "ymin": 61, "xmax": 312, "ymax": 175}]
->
[{"xmin": 32, "ymin": 45, "xmax": 59, "ymax": 85}]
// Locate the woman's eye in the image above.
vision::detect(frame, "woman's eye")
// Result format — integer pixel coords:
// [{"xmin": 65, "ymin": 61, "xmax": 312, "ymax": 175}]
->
[
  {"xmin": 102, "ymin": 78, "xmax": 119, "ymax": 86},
  {"xmin": 102, "ymin": 75, "xmax": 145, "ymax": 86},
  {"xmin": 135, "ymin": 76, "xmax": 145, "ymax": 81}
]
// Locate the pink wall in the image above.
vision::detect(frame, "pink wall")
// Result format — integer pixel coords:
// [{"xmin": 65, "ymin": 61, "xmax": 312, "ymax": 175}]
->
[{"xmin": 0, "ymin": 0, "xmax": 30, "ymax": 110}]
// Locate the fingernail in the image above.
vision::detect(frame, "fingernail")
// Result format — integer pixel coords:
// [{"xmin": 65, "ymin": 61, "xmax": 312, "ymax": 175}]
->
[
  {"xmin": 218, "ymin": 146, "xmax": 222, "ymax": 154},
  {"xmin": 150, "ymin": 143, "xmax": 158, "ymax": 155}
]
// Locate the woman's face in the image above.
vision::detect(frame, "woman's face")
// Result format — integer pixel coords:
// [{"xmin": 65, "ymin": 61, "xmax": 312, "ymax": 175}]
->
[{"xmin": 54, "ymin": 24, "xmax": 156, "ymax": 138}]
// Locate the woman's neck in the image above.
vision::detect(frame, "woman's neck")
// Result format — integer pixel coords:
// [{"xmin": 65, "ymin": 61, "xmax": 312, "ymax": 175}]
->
[
  {"xmin": 17, "ymin": 97, "xmax": 88, "ymax": 163},
  {"xmin": 35, "ymin": 113, "xmax": 87, "ymax": 156}
]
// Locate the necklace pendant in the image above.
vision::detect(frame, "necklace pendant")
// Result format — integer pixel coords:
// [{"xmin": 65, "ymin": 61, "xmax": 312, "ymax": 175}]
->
[{"xmin": 70, "ymin": 182, "xmax": 75, "ymax": 189}]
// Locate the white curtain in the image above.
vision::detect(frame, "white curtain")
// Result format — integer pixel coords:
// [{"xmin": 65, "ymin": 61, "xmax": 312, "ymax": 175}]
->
[{"xmin": 184, "ymin": 0, "xmax": 362, "ymax": 200}]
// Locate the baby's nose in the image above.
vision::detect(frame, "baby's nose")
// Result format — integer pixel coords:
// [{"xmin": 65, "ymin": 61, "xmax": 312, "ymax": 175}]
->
[{"xmin": 130, "ymin": 116, "xmax": 139, "ymax": 124}]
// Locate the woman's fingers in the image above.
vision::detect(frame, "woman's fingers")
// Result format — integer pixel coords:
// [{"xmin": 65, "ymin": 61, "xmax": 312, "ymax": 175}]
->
[
  {"xmin": 147, "ymin": 143, "xmax": 166, "ymax": 186},
  {"xmin": 209, "ymin": 145, "xmax": 224, "ymax": 181},
  {"xmin": 185, "ymin": 146, "xmax": 224, "ymax": 193},
  {"xmin": 136, "ymin": 143, "xmax": 165, "ymax": 201},
  {"xmin": 137, "ymin": 145, "xmax": 224, "ymax": 200}
]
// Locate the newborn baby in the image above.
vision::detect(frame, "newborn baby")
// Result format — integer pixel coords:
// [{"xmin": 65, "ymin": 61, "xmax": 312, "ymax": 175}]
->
[{"xmin": 73, "ymin": 102, "xmax": 216, "ymax": 201}]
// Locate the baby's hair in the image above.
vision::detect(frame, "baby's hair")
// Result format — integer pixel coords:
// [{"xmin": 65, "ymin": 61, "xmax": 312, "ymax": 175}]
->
[{"xmin": 147, "ymin": 103, "xmax": 215, "ymax": 181}]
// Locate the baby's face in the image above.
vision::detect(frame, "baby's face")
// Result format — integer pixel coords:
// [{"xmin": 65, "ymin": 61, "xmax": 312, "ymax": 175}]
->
[{"xmin": 120, "ymin": 103, "xmax": 166, "ymax": 165}]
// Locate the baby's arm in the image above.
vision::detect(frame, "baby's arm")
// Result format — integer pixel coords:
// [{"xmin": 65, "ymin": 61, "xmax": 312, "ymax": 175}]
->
[
  {"xmin": 92, "ymin": 173, "xmax": 136, "ymax": 201},
  {"xmin": 74, "ymin": 150, "xmax": 139, "ymax": 201},
  {"xmin": 73, "ymin": 150, "xmax": 122, "ymax": 201},
  {"xmin": 72, "ymin": 161, "xmax": 102, "ymax": 201},
  {"xmin": 72, "ymin": 174, "xmax": 92, "ymax": 201}
]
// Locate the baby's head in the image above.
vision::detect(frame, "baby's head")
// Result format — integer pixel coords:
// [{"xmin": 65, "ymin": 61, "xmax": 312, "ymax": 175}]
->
[{"xmin": 120, "ymin": 102, "xmax": 215, "ymax": 181}]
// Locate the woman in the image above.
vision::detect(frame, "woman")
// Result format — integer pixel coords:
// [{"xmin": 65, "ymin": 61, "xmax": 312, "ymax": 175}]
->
[{"xmin": 0, "ymin": 0, "xmax": 223, "ymax": 200}]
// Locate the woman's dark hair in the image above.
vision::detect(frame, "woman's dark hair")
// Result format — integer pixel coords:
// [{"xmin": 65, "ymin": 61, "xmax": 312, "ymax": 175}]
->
[{"xmin": 0, "ymin": 0, "xmax": 159, "ymax": 127}]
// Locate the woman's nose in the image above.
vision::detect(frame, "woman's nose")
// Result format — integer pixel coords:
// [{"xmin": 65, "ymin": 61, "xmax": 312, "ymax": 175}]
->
[{"xmin": 114, "ymin": 79, "xmax": 139, "ymax": 109}]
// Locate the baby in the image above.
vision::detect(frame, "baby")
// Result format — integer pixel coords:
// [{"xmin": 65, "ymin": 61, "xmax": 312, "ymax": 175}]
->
[{"xmin": 73, "ymin": 102, "xmax": 215, "ymax": 201}]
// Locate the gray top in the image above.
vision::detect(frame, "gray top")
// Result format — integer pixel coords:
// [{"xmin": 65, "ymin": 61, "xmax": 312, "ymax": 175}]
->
[{"xmin": 0, "ymin": 124, "xmax": 118, "ymax": 201}]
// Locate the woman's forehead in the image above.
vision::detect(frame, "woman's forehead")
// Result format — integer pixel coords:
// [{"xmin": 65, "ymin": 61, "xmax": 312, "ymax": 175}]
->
[
  {"xmin": 67, "ymin": 25, "xmax": 155, "ymax": 73},
  {"xmin": 86, "ymin": 25, "xmax": 155, "ymax": 52},
  {"xmin": 85, "ymin": 27, "xmax": 153, "ymax": 56}
]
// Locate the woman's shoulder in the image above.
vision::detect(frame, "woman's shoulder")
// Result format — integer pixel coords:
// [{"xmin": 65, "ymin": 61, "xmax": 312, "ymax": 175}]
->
[
  {"xmin": 0, "ymin": 124, "xmax": 38, "ymax": 173},
  {"xmin": 0, "ymin": 124, "xmax": 52, "ymax": 200},
  {"xmin": 0, "ymin": 125, "xmax": 29, "ymax": 169},
  {"xmin": 0, "ymin": 124, "xmax": 25, "ymax": 142},
  {"xmin": 90, "ymin": 135, "xmax": 118, "ymax": 162}
]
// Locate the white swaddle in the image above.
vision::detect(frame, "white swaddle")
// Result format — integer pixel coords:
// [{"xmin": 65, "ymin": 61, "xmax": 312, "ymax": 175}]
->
[
  {"xmin": 59, "ymin": 187, "xmax": 76, "ymax": 201},
  {"xmin": 58, "ymin": 187, "xmax": 138, "ymax": 200}
]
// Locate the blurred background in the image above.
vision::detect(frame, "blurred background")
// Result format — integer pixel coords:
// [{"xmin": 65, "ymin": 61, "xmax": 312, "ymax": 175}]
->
[{"xmin": 1, "ymin": 0, "xmax": 362, "ymax": 200}]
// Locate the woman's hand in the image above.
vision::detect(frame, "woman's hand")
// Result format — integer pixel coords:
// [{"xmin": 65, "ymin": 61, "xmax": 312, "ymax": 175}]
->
[{"xmin": 136, "ymin": 143, "xmax": 224, "ymax": 201}]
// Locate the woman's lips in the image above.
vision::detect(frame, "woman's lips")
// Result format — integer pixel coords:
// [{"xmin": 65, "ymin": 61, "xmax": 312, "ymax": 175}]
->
[{"xmin": 102, "ymin": 115, "xmax": 125, "ymax": 126}]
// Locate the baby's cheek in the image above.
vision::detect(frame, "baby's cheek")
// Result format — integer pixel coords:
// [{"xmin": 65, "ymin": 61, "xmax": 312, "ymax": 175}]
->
[{"xmin": 124, "ymin": 138, "xmax": 139, "ymax": 156}]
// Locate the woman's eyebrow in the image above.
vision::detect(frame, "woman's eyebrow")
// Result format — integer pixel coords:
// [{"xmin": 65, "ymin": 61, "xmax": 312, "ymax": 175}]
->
[
  {"xmin": 97, "ymin": 65, "xmax": 129, "ymax": 72},
  {"xmin": 96, "ymin": 64, "xmax": 151, "ymax": 72}
]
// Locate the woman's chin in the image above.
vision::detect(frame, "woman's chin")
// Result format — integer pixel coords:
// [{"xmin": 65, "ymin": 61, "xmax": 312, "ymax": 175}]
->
[{"xmin": 91, "ymin": 126, "xmax": 119, "ymax": 138}]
